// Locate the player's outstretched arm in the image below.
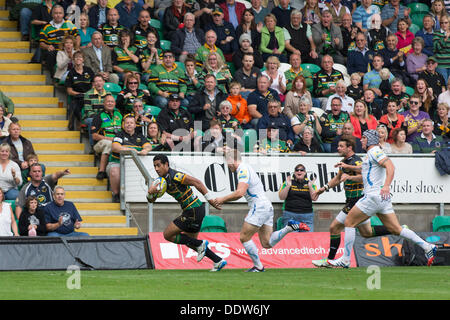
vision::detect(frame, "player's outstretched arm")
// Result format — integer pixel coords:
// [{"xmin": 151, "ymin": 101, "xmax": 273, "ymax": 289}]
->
[
  {"xmin": 335, "ymin": 161, "xmax": 362, "ymax": 173},
  {"xmin": 216, "ymin": 182, "xmax": 248, "ymax": 205},
  {"xmin": 181, "ymin": 174, "xmax": 221, "ymax": 209}
]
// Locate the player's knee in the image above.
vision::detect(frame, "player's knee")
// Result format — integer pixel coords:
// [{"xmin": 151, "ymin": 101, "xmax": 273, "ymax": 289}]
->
[{"xmin": 388, "ymin": 225, "xmax": 402, "ymax": 236}]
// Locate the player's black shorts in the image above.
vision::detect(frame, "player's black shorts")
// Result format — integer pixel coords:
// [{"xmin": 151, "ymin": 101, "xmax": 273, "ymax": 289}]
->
[
  {"xmin": 173, "ymin": 203, "xmax": 205, "ymax": 233},
  {"xmin": 342, "ymin": 196, "xmax": 363, "ymax": 214}
]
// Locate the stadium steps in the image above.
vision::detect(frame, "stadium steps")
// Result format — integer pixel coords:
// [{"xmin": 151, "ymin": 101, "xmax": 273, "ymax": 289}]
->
[{"xmin": 0, "ymin": 21, "xmax": 138, "ymax": 236}]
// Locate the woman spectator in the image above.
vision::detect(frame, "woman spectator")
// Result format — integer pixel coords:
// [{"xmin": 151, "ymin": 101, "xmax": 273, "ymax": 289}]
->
[
  {"xmin": 260, "ymin": 14, "xmax": 287, "ymax": 63},
  {"xmin": 0, "ymin": 105, "xmax": 12, "ymax": 139},
  {"xmin": 163, "ymin": 0, "xmax": 191, "ymax": 40},
  {"xmin": 379, "ymin": 100, "xmax": 406, "ymax": 143},
  {"xmin": 390, "ymin": 127, "xmax": 413, "ymax": 154},
  {"xmin": 432, "ymin": 102, "xmax": 450, "ymax": 141},
  {"xmin": 301, "ymin": 0, "xmax": 321, "ymax": 25},
  {"xmin": 292, "ymin": 126, "xmax": 323, "ymax": 154},
  {"xmin": 434, "ymin": 15, "xmax": 450, "ymax": 84},
  {"xmin": 431, "ymin": 0, "xmax": 447, "ymax": 31},
  {"xmin": 0, "ymin": 189, "xmax": 18, "ymax": 236},
  {"xmin": 406, "ymin": 37, "xmax": 428, "ymax": 82},
  {"xmin": 78, "ymin": 12, "xmax": 96, "ymax": 49},
  {"xmin": 112, "ymin": 29, "xmax": 140, "ymax": 84},
  {"xmin": 261, "ymin": 56, "xmax": 287, "ymax": 100},
  {"xmin": 18, "ymin": 196, "xmax": 47, "ymax": 236},
  {"xmin": 202, "ymin": 52, "xmax": 232, "ymax": 94},
  {"xmin": 65, "ymin": 50, "xmax": 95, "ymax": 130},
  {"xmin": 396, "ymin": 18, "xmax": 414, "ymax": 55},
  {"xmin": 0, "ymin": 143, "xmax": 22, "ymax": 201},
  {"xmin": 147, "ymin": 121, "xmax": 167, "ymax": 151},
  {"xmin": 116, "ymin": 74, "xmax": 151, "ymax": 115},
  {"xmin": 55, "ymin": 35, "xmax": 77, "ymax": 83},
  {"xmin": 278, "ymin": 163, "xmax": 318, "ymax": 231},
  {"xmin": 290, "ymin": 96, "xmax": 322, "ymax": 142},
  {"xmin": 350, "ymin": 100, "xmax": 378, "ymax": 139},
  {"xmin": 377, "ymin": 124, "xmax": 392, "ymax": 153},
  {"xmin": 284, "ymin": 75, "xmax": 313, "ymax": 120},
  {"xmin": 140, "ymin": 30, "xmax": 163, "ymax": 84},
  {"xmin": 235, "ymin": 9, "xmax": 262, "ymax": 53},
  {"xmin": 415, "ymin": 78, "xmax": 438, "ymax": 116}
]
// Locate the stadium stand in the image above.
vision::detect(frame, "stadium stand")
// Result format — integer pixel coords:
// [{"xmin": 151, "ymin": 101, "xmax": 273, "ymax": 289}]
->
[{"xmin": 200, "ymin": 215, "xmax": 227, "ymax": 232}]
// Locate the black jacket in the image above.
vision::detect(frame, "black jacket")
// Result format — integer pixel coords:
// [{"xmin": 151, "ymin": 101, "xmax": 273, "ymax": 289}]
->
[
  {"xmin": 188, "ymin": 90, "xmax": 228, "ymax": 131},
  {"xmin": 171, "ymin": 27, "xmax": 205, "ymax": 58},
  {"xmin": 88, "ymin": 5, "xmax": 109, "ymax": 29}
]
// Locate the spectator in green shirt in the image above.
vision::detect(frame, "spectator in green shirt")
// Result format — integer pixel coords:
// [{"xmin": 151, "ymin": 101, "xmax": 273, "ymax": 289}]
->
[{"xmin": 412, "ymin": 119, "xmax": 445, "ymax": 153}]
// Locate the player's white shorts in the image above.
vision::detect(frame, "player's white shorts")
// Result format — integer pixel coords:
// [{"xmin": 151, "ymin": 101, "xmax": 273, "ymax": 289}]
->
[
  {"xmin": 355, "ymin": 193, "xmax": 394, "ymax": 216},
  {"xmin": 336, "ymin": 211, "xmax": 370, "ymax": 225},
  {"xmin": 245, "ymin": 200, "xmax": 274, "ymax": 227}
]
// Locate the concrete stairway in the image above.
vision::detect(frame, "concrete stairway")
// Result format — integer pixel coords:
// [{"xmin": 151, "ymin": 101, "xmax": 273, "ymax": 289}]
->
[{"xmin": 0, "ymin": 4, "xmax": 137, "ymax": 235}]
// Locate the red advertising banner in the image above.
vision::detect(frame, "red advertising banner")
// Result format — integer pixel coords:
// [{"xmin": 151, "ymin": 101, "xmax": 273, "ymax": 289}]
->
[{"xmin": 148, "ymin": 232, "xmax": 357, "ymax": 269}]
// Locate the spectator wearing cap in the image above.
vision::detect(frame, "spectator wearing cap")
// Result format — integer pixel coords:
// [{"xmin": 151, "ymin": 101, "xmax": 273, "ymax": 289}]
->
[
  {"xmin": 171, "ymin": 13, "xmax": 205, "ymax": 62},
  {"xmin": 115, "ymin": 0, "xmax": 143, "ymax": 29},
  {"xmin": 232, "ymin": 34, "xmax": 264, "ymax": 70},
  {"xmin": 235, "ymin": 9, "xmax": 262, "ymax": 56},
  {"xmin": 157, "ymin": 93, "xmax": 195, "ymax": 150},
  {"xmin": 205, "ymin": 7, "xmax": 238, "ymax": 62},
  {"xmin": 220, "ymin": 0, "xmax": 246, "ymax": 29},
  {"xmin": 419, "ymin": 56, "xmax": 447, "ymax": 97},
  {"xmin": 148, "ymin": 50, "xmax": 189, "ymax": 109}
]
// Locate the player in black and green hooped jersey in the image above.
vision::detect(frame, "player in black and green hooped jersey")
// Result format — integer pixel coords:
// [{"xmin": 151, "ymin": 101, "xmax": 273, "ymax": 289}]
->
[
  {"xmin": 311, "ymin": 136, "xmax": 393, "ymax": 267},
  {"xmin": 147, "ymin": 154, "xmax": 227, "ymax": 272}
]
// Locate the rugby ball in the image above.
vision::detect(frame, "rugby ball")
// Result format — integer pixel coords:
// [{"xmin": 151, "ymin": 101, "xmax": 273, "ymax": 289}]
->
[{"xmin": 146, "ymin": 177, "xmax": 167, "ymax": 202}]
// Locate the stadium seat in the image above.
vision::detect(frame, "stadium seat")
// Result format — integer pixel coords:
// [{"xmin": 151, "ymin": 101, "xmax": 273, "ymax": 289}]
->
[
  {"xmin": 227, "ymin": 61, "xmax": 236, "ymax": 76},
  {"xmin": 176, "ymin": 61, "xmax": 185, "ymax": 72},
  {"xmin": 279, "ymin": 62, "xmax": 291, "ymax": 73},
  {"xmin": 276, "ymin": 217, "xmax": 284, "ymax": 230},
  {"xmin": 301, "ymin": 63, "xmax": 321, "ymax": 75},
  {"xmin": 145, "ymin": 105, "xmax": 161, "ymax": 116},
  {"xmin": 139, "ymin": 83, "xmax": 148, "ymax": 91},
  {"xmin": 407, "ymin": 2, "xmax": 429, "ymax": 14},
  {"xmin": 160, "ymin": 40, "xmax": 171, "ymax": 51},
  {"xmin": 405, "ymin": 86, "xmax": 414, "ymax": 96},
  {"xmin": 104, "ymin": 82, "xmax": 122, "ymax": 98},
  {"xmin": 370, "ymin": 216, "xmax": 383, "ymax": 226},
  {"xmin": 196, "ymin": 129, "xmax": 204, "ymax": 137},
  {"xmin": 200, "ymin": 215, "xmax": 227, "ymax": 232},
  {"xmin": 149, "ymin": 19, "xmax": 162, "ymax": 30},
  {"xmin": 409, "ymin": 23, "xmax": 420, "ymax": 35},
  {"xmin": 432, "ymin": 216, "xmax": 450, "ymax": 232},
  {"xmin": 410, "ymin": 12, "xmax": 425, "ymax": 29},
  {"xmin": 242, "ymin": 129, "xmax": 257, "ymax": 153},
  {"xmin": 333, "ymin": 63, "xmax": 349, "ymax": 77}
]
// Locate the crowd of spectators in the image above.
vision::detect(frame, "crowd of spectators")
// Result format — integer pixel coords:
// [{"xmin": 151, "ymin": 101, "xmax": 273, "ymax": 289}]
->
[{"xmin": 3, "ymin": 0, "xmax": 449, "ymax": 208}]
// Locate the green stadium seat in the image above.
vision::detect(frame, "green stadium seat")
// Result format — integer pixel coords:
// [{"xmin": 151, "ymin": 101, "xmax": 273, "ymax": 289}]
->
[
  {"xmin": 405, "ymin": 86, "xmax": 414, "ymax": 96},
  {"xmin": 301, "ymin": 63, "xmax": 321, "ymax": 75},
  {"xmin": 432, "ymin": 216, "xmax": 450, "ymax": 232},
  {"xmin": 276, "ymin": 217, "xmax": 284, "ymax": 231},
  {"xmin": 200, "ymin": 215, "xmax": 227, "ymax": 232},
  {"xmin": 104, "ymin": 82, "xmax": 122, "ymax": 96},
  {"xmin": 176, "ymin": 61, "xmax": 186, "ymax": 72},
  {"xmin": 139, "ymin": 83, "xmax": 147, "ymax": 91},
  {"xmin": 145, "ymin": 105, "xmax": 161, "ymax": 116},
  {"xmin": 196, "ymin": 129, "xmax": 204, "ymax": 137},
  {"xmin": 409, "ymin": 23, "xmax": 420, "ymax": 35},
  {"xmin": 149, "ymin": 19, "xmax": 162, "ymax": 30},
  {"xmin": 227, "ymin": 61, "xmax": 236, "ymax": 76},
  {"xmin": 160, "ymin": 40, "xmax": 171, "ymax": 51},
  {"xmin": 242, "ymin": 129, "xmax": 257, "ymax": 153},
  {"xmin": 410, "ymin": 12, "xmax": 425, "ymax": 29},
  {"xmin": 370, "ymin": 216, "xmax": 383, "ymax": 226},
  {"xmin": 407, "ymin": 2, "xmax": 429, "ymax": 14}
]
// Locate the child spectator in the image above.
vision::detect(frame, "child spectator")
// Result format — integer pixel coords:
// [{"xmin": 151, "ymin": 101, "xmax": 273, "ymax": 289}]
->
[
  {"xmin": 347, "ymin": 73, "xmax": 364, "ymax": 101},
  {"xmin": 226, "ymin": 82, "xmax": 252, "ymax": 129},
  {"xmin": 20, "ymin": 154, "xmax": 46, "ymax": 189}
]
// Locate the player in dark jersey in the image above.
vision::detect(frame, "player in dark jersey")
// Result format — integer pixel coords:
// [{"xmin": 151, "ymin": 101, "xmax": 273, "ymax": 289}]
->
[
  {"xmin": 147, "ymin": 154, "xmax": 227, "ymax": 271},
  {"xmin": 311, "ymin": 136, "xmax": 392, "ymax": 267}
]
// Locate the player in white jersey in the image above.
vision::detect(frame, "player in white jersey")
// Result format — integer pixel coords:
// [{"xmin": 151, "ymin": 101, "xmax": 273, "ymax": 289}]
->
[
  {"xmin": 215, "ymin": 149, "xmax": 310, "ymax": 272},
  {"xmin": 328, "ymin": 130, "xmax": 437, "ymax": 268}
]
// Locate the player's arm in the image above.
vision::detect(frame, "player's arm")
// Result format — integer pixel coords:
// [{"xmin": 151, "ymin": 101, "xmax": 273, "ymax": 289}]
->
[
  {"xmin": 181, "ymin": 174, "xmax": 220, "ymax": 209},
  {"xmin": 335, "ymin": 161, "xmax": 362, "ymax": 173},
  {"xmin": 217, "ymin": 182, "xmax": 248, "ymax": 203},
  {"xmin": 379, "ymin": 157, "xmax": 395, "ymax": 200},
  {"xmin": 317, "ymin": 170, "xmax": 342, "ymax": 195}
]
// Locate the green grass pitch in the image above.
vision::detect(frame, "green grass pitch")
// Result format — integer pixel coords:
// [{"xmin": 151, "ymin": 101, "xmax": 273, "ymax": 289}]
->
[{"xmin": 0, "ymin": 267, "xmax": 449, "ymax": 300}]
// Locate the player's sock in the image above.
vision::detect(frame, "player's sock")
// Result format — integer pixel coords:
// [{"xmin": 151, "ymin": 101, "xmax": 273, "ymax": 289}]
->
[
  {"xmin": 205, "ymin": 248, "xmax": 222, "ymax": 263},
  {"xmin": 174, "ymin": 234, "xmax": 202, "ymax": 248},
  {"xmin": 371, "ymin": 225, "xmax": 391, "ymax": 236},
  {"xmin": 243, "ymin": 240, "xmax": 263, "ymax": 269},
  {"xmin": 400, "ymin": 228, "xmax": 432, "ymax": 251},
  {"xmin": 342, "ymin": 227, "xmax": 356, "ymax": 261},
  {"xmin": 268, "ymin": 226, "xmax": 291, "ymax": 247},
  {"xmin": 328, "ymin": 234, "xmax": 341, "ymax": 260}
]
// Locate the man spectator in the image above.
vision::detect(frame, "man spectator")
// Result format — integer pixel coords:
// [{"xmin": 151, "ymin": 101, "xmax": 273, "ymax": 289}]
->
[
  {"xmin": 88, "ymin": 0, "xmax": 109, "ymax": 29},
  {"xmin": 233, "ymin": 53, "xmax": 261, "ymax": 98},
  {"xmin": 320, "ymin": 96, "xmax": 350, "ymax": 152},
  {"xmin": 250, "ymin": 0, "xmax": 269, "ymax": 25},
  {"xmin": 325, "ymin": 79, "xmax": 355, "ymax": 113},
  {"xmin": 91, "ymin": 94, "xmax": 123, "ymax": 181},
  {"xmin": 188, "ymin": 74, "xmax": 228, "ymax": 131},
  {"xmin": 419, "ymin": 56, "xmax": 447, "ymax": 97},
  {"xmin": 196, "ymin": 30, "xmax": 226, "ymax": 67},
  {"xmin": 2, "ymin": 122, "xmax": 35, "ymax": 170},
  {"xmin": 157, "ymin": 94, "xmax": 195, "ymax": 150},
  {"xmin": 205, "ymin": 7, "xmax": 238, "ymax": 62},
  {"xmin": 313, "ymin": 55, "xmax": 345, "ymax": 109},
  {"xmin": 16, "ymin": 163, "xmax": 70, "ymax": 219},
  {"xmin": 284, "ymin": 53, "xmax": 313, "ymax": 92},
  {"xmin": 331, "ymin": 121, "xmax": 364, "ymax": 152},
  {"xmin": 232, "ymin": 34, "xmax": 264, "ymax": 70},
  {"xmin": 284, "ymin": 10, "xmax": 318, "ymax": 64},
  {"xmin": 363, "ymin": 54, "xmax": 394, "ymax": 98},
  {"xmin": 148, "ymin": 50, "xmax": 188, "ymax": 109},
  {"xmin": 311, "ymin": 9, "xmax": 345, "ymax": 64},
  {"xmin": 40, "ymin": 5, "xmax": 80, "ymax": 77},
  {"xmin": 401, "ymin": 94, "xmax": 431, "ymax": 143},
  {"xmin": 415, "ymin": 15, "xmax": 434, "ymax": 57},
  {"xmin": 381, "ymin": 0, "xmax": 411, "ymax": 34},
  {"xmin": 163, "ymin": 0, "xmax": 193, "ymax": 41},
  {"xmin": 45, "ymin": 186, "xmax": 89, "ymax": 237},
  {"xmin": 108, "ymin": 115, "xmax": 152, "ymax": 203},
  {"xmin": 271, "ymin": 0, "xmax": 293, "ymax": 29},
  {"xmin": 16, "ymin": 0, "xmax": 41, "ymax": 42},
  {"xmin": 220, "ymin": 0, "xmax": 246, "ymax": 29},
  {"xmin": 347, "ymin": 32, "xmax": 375, "ymax": 77},
  {"xmin": 326, "ymin": 0, "xmax": 351, "ymax": 26},
  {"xmin": 352, "ymin": 0, "xmax": 379, "ymax": 33},
  {"xmin": 192, "ymin": 0, "xmax": 219, "ymax": 29},
  {"xmin": 340, "ymin": 13, "xmax": 360, "ymax": 58},
  {"xmin": 247, "ymin": 74, "xmax": 281, "ymax": 127},
  {"xmin": 171, "ymin": 13, "xmax": 205, "ymax": 62},
  {"xmin": 99, "ymin": 8, "xmax": 126, "ymax": 49},
  {"xmin": 115, "ymin": 0, "xmax": 143, "ymax": 29},
  {"xmin": 82, "ymin": 32, "xmax": 119, "ymax": 84},
  {"xmin": 412, "ymin": 119, "xmax": 445, "ymax": 153},
  {"xmin": 155, "ymin": 0, "xmax": 172, "ymax": 21},
  {"xmin": 379, "ymin": 33, "xmax": 410, "ymax": 86},
  {"xmin": 382, "ymin": 78, "xmax": 410, "ymax": 114},
  {"xmin": 257, "ymin": 99, "xmax": 295, "ymax": 145},
  {"xmin": 131, "ymin": 9, "xmax": 157, "ymax": 49}
]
